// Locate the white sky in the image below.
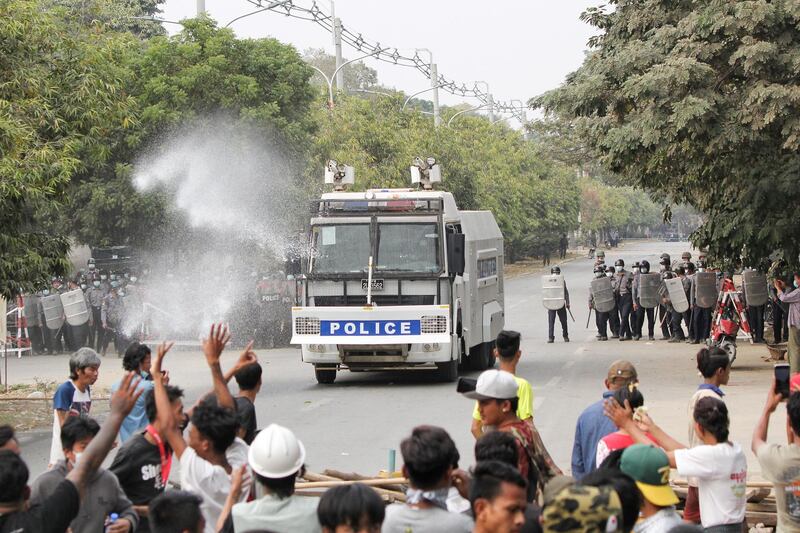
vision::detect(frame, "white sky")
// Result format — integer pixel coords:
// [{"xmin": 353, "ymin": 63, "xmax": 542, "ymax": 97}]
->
[{"xmin": 161, "ymin": 1, "xmax": 599, "ymax": 125}]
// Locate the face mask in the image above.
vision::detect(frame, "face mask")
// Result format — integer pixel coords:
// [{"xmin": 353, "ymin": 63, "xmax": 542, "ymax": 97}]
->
[
  {"xmin": 615, "ymin": 266, "xmax": 623, "ymax": 272},
  {"xmin": 80, "ymin": 284, "xmax": 87, "ymax": 290},
  {"xmin": 42, "ymin": 289, "xmax": 50, "ymax": 296},
  {"xmin": 130, "ymin": 277, "xmax": 137, "ymax": 283},
  {"xmin": 794, "ymin": 280, "xmax": 799, "ymax": 289},
  {"xmin": 93, "ymin": 281, "xmax": 101, "ymax": 288},
  {"xmin": 111, "ymin": 281, "xmax": 119, "ymax": 288},
  {"xmin": 70, "ymin": 451, "xmax": 83, "ymax": 467},
  {"xmin": 606, "ymin": 272, "xmax": 613, "ymax": 277},
  {"xmin": 100, "ymin": 275, "xmax": 107, "ymax": 280}
]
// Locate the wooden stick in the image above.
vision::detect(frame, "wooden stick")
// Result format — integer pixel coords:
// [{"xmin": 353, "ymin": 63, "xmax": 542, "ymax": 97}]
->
[
  {"xmin": 296, "ymin": 478, "xmax": 408, "ymax": 490},
  {"xmin": 671, "ymin": 478, "xmax": 774, "ymax": 489},
  {"xmin": 322, "ymin": 469, "xmax": 406, "ymax": 492}
]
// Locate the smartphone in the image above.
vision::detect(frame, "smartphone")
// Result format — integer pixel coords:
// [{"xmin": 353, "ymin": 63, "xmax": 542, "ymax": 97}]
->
[
  {"xmin": 775, "ymin": 363, "xmax": 791, "ymax": 399},
  {"xmin": 456, "ymin": 377, "xmax": 477, "ymax": 394}
]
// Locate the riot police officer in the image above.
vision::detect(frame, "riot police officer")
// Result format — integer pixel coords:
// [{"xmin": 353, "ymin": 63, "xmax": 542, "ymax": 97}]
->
[
  {"xmin": 605, "ymin": 264, "xmax": 620, "ymax": 337},
  {"xmin": 589, "ymin": 265, "xmax": 609, "ymax": 341},
  {"xmin": 683, "ymin": 262, "xmax": 696, "ymax": 342},
  {"xmin": 101, "ymin": 287, "xmax": 125, "ymax": 357},
  {"xmin": 86, "ymin": 277, "xmax": 106, "ymax": 351},
  {"xmin": 669, "ymin": 267, "xmax": 689, "ymax": 342},
  {"xmin": 595, "ymin": 250, "xmax": 606, "ymax": 268},
  {"xmin": 657, "ymin": 260, "xmax": 674, "ymax": 340},
  {"xmin": 547, "ymin": 266, "xmax": 570, "ymax": 343},
  {"xmin": 633, "ymin": 260, "xmax": 656, "ymax": 340},
  {"xmin": 742, "ymin": 267, "xmax": 766, "ymax": 343},
  {"xmin": 690, "ymin": 261, "xmax": 714, "ymax": 343},
  {"xmin": 612, "ymin": 259, "xmax": 634, "ymax": 341}
]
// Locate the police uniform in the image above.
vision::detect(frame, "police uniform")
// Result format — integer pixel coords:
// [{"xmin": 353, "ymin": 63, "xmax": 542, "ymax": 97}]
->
[
  {"xmin": 589, "ymin": 270, "xmax": 609, "ymax": 341},
  {"xmin": 690, "ymin": 273, "xmax": 713, "ymax": 343},
  {"xmin": 632, "ymin": 267, "xmax": 656, "ymax": 341},
  {"xmin": 612, "ymin": 269, "xmax": 634, "ymax": 340},
  {"xmin": 548, "ymin": 280, "xmax": 570, "ymax": 342},
  {"xmin": 101, "ymin": 291, "xmax": 125, "ymax": 356}
]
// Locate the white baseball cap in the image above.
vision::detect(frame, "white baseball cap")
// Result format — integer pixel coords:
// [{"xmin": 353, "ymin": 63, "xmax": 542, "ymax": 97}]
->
[{"xmin": 462, "ymin": 369, "xmax": 518, "ymax": 400}]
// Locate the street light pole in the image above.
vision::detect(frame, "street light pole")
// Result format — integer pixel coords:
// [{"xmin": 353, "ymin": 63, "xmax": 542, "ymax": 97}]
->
[
  {"xmin": 309, "ymin": 49, "xmax": 381, "ymax": 108},
  {"xmin": 330, "ymin": 1, "xmax": 344, "ymax": 91},
  {"xmin": 475, "ymin": 81, "xmax": 494, "ymax": 122},
  {"xmin": 402, "ymin": 83, "xmax": 449, "ymax": 112},
  {"xmin": 447, "ymin": 104, "xmax": 489, "ymax": 128},
  {"xmin": 415, "ymin": 49, "xmax": 440, "ymax": 127}
]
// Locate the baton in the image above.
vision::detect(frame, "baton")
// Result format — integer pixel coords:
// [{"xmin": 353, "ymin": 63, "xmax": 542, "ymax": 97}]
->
[
  {"xmin": 567, "ymin": 307, "xmax": 576, "ymax": 322},
  {"xmin": 586, "ymin": 308, "xmax": 593, "ymax": 329}
]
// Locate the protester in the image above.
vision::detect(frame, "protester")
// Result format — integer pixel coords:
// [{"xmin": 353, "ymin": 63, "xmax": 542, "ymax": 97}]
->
[
  {"xmin": 0, "ymin": 426, "xmax": 19, "ymax": 454},
  {"xmin": 111, "ymin": 385, "xmax": 185, "ymax": 532},
  {"xmin": 752, "ymin": 381, "xmax": 800, "ymax": 532},
  {"xmin": 541, "ymin": 484, "xmax": 622, "ymax": 533},
  {"xmin": 470, "ymin": 460, "xmax": 528, "ymax": 533},
  {"xmin": 227, "ymin": 341, "xmax": 261, "ymax": 445},
  {"xmin": 150, "ymin": 326, "xmax": 252, "ymax": 533},
  {"xmin": 777, "ymin": 274, "xmax": 800, "ymax": 374},
  {"xmin": 149, "ymin": 491, "xmax": 205, "ymax": 533},
  {"xmin": 606, "ymin": 396, "xmax": 747, "ymax": 531},
  {"xmin": 220, "ymin": 423, "xmax": 319, "ymax": 533},
  {"xmin": 463, "ymin": 369, "xmax": 559, "ymax": 499},
  {"xmin": 471, "ymin": 331, "xmax": 533, "ymax": 439},
  {"xmin": 474, "ymin": 432, "xmax": 542, "ymax": 532},
  {"xmin": 49, "ymin": 347, "xmax": 101, "ymax": 467},
  {"xmin": 619, "ymin": 444, "xmax": 682, "ymax": 533},
  {"xmin": 685, "ymin": 347, "xmax": 731, "ymax": 524},
  {"xmin": 580, "ymin": 468, "xmax": 641, "ymax": 533},
  {"xmin": 381, "ymin": 425, "xmax": 473, "ymax": 533},
  {"xmin": 31, "ymin": 415, "xmax": 138, "ymax": 533},
  {"xmin": 0, "ymin": 372, "xmax": 142, "ymax": 532},
  {"xmin": 115, "ymin": 342, "xmax": 156, "ymax": 443},
  {"xmin": 317, "ymin": 483, "xmax": 385, "ymax": 533},
  {"xmin": 571, "ymin": 360, "xmax": 638, "ymax": 479},
  {"xmin": 596, "ymin": 383, "xmax": 655, "ymax": 466}
]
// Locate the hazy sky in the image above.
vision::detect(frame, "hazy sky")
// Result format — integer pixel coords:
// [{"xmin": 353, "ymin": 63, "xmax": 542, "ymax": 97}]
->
[{"xmin": 162, "ymin": 1, "xmax": 599, "ymax": 123}]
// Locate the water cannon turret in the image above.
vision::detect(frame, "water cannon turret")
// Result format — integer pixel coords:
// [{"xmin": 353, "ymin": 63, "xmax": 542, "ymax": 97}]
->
[
  {"xmin": 410, "ymin": 157, "xmax": 441, "ymax": 190},
  {"xmin": 324, "ymin": 159, "xmax": 355, "ymax": 191}
]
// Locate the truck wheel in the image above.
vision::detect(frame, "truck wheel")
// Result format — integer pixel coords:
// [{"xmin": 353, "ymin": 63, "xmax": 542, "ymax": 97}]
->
[
  {"xmin": 435, "ymin": 360, "xmax": 459, "ymax": 382},
  {"xmin": 314, "ymin": 365, "xmax": 337, "ymax": 384}
]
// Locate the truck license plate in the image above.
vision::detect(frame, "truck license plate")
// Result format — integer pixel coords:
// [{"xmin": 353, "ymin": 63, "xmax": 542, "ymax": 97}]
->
[{"xmin": 361, "ymin": 279, "xmax": 384, "ymax": 291}]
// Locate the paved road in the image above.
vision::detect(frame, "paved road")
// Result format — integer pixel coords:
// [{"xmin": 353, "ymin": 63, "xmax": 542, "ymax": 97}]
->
[{"xmin": 19, "ymin": 239, "xmax": 778, "ymax": 481}]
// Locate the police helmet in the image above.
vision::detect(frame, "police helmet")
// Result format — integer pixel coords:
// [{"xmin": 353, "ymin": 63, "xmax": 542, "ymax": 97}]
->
[
  {"xmin": 659, "ymin": 257, "xmax": 670, "ymax": 267},
  {"xmin": 640, "ymin": 260, "xmax": 650, "ymax": 273},
  {"xmin": 597, "ymin": 250, "xmax": 606, "ymax": 258},
  {"xmin": 606, "ymin": 265, "xmax": 615, "ymax": 272},
  {"xmin": 682, "ymin": 251, "xmax": 692, "ymax": 260},
  {"xmin": 614, "ymin": 259, "xmax": 624, "ymax": 267},
  {"xmin": 551, "ymin": 266, "xmax": 561, "ymax": 275},
  {"xmin": 660, "ymin": 253, "xmax": 670, "ymax": 261}
]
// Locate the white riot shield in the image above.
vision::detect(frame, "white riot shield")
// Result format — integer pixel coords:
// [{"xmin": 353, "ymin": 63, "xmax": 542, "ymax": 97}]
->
[
  {"xmin": 742, "ymin": 271, "xmax": 768, "ymax": 307},
  {"xmin": 60, "ymin": 289, "xmax": 89, "ymax": 326},
  {"xmin": 591, "ymin": 277, "xmax": 616, "ymax": 313},
  {"xmin": 41, "ymin": 294, "xmax": 64, "ymax": 330},
  {"xmin": 694, "ymin": 272, "xmax": 719, "ymax": 309},
  {"xmin": 542, "ymin": 274, "xmax": 566, "ymax": 310},
  {"xmin": 23, "ymin": 295, "xmax": 41, "ymax": 327},
  {"xmin": 638, "ymin": 273, "xmax": 661, "ymax": 309},
  {"xmin": 664, "ymin": 278, "xmax": 689, "ymax": 313}
]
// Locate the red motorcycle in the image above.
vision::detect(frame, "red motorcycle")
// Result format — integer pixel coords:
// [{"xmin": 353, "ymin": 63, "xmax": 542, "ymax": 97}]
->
[{"xmin": 708, "ymin": 277, "xmax": 752, "ymax": 362}]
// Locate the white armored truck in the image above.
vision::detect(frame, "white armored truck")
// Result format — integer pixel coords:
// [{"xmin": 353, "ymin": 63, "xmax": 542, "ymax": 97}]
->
[{"xmin": 291, "ymin": 158, "xmax": 505, "ymax": 384}]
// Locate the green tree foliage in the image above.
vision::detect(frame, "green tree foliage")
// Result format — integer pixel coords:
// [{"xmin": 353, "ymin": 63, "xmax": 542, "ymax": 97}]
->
[
  {"xmin": 68, "ymin": 15, "xmax": 318, "ymax": 249},
  {"xmin": 304, "ymin": 48, "xmax": 379, "ymax": 92},
  {"xmin": 306, "ymin": 95, "xmax": 580, "ymax": 261},
  {"xmin": 535, "ymin": 0, "xmax": 800, "ymax": 265},
  {"xmin": 0, "ymin": 0, "xmax": 136, "ymax": 298}
]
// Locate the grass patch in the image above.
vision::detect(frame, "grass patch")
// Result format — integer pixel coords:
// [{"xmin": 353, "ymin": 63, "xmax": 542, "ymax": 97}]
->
[{"xmin": 0, "ymin": 379, "xmax": 110, "ymax": 432}]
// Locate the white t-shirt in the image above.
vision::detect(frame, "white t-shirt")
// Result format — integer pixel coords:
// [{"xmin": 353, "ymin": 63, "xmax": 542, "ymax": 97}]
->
[
  {"xmin": 49, "ymin": 381, "xmax": 92, "ymax": 466},
  {"xmin": 179, "ymin": 438, "xmax": 251, "ymax": 533},
  {"xmin": 674, "ymin": 442, "xmax": 747, "ymax": 527}
]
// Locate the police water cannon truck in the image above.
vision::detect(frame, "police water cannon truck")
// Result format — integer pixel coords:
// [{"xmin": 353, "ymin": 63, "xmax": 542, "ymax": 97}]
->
[{"xmin": 291, "ymin": 158, "xmax": 505, "ymax": 384}]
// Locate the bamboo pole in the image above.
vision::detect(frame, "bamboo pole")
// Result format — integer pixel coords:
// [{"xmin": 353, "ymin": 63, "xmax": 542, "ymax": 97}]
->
[{"xmin": 295, "ymin": 478, "xmax": 408, "ymax": 490}]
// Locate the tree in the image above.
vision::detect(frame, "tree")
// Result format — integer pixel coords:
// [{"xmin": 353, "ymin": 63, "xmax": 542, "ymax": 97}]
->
[
  {"xmin": 67, "ymin": 15, "xmax": 318, "ymax": 249},
  {"xmin": 535, "ymin": 0, "xmax": 800, "ymax": 265},
  {"xmin": 303, "ymin": 48, "xmax": 378, "ymax": 92},
  {"xmin": 0, "ymin": 0, "xmax": 136, "ymax": 298}
]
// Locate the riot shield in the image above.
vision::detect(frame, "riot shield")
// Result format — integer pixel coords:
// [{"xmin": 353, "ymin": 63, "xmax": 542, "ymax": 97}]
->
[
  {"xmin": 664, "ymin": 278, "xmax": 689, "ymax": 313},
  {"xmin": 41, "ymin": 294, "xmax": 64, "ymax": 330},
  {"xmin": 591, "ymin": 277, "xmax": 615, "ymax": 313},
  {"xmin": 694, "ymin": 272, "xmax": 719, "ymax": 309},
  {"xmin": 742, "ymin": 270, "xmax": 768, "ymax": 306},
  {"xmin": 61, "ymin": 289, "xmax": 89, "ymax": 326},
  {"xmin": 23, "ymin": 294, "xmax": 41, "ymax": 327},
  {"xmin": 542, "ymin": 274, "xmax": 566, "ymax": 310},
  {"xmin": 638, "ymin": 273, "xmax": 661, "ymax": 309}
]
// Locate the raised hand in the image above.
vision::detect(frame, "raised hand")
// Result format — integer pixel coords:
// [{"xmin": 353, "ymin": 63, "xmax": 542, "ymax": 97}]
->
[
  {"xmin": 151, "ymin": 341, "xmax": 174, "ymax": 378},
  {"xmin": 603, "ymin": 397, "xmax": 633, "ymax": 428},
  {"xmin": 110, "ymin": 372, "xmax": 144, "ymax": 418},
  {"xmin": 203, "ymin": 323, "xmax": 231, "ymax": 366},
  {"xmin": 234, "ymin": 340, "xmax": 258, "ymax": 371}
]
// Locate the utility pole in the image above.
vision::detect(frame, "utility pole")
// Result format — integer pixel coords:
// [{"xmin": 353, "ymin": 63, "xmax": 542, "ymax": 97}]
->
[
  {"xmin": 330, "ymin": 1, "xmax": 343, "ymax": 91},
  {"xmin": 476, "ymin": 81, "xmax": 494, "ymax": 123},
  {"xmin": 430, "ymin": 62, "xmax": 441, "ymax": 127},
  {"xmin": 197, "ymin": 0, "xmax": 205, "ymax": 15}
]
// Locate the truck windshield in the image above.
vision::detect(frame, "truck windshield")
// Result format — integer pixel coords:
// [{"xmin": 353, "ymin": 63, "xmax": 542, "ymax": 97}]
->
[
  {"xmin": 311, "ymin": 224, "xmax": 371, "ymax": 273},
  {"xmin": 376, "ymin": 223, "xmax": 440, "ymax": 272}
]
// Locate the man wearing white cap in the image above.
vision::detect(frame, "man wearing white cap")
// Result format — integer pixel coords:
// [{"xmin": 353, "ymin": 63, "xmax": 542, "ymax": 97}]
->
[{"xmin": 220, "ymin": 424, "xmax": 320, "ymax": 533}]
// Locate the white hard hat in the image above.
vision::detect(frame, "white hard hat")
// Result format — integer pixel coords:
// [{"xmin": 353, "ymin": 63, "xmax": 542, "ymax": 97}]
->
[{"xmin": 248, "ymin": 424, "xmax": 306, "ymax": 478}]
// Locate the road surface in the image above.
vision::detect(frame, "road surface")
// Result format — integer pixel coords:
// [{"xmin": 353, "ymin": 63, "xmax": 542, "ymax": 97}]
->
[{"xmin": 17, "ymin": 240, "xmax": 777, "ymax": 481}]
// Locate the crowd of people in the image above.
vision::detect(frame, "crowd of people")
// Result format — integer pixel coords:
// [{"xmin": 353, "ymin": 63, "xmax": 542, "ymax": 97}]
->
[{"xmin": 1, "ymin": 318, "xmax": 800, "ymax": 533}]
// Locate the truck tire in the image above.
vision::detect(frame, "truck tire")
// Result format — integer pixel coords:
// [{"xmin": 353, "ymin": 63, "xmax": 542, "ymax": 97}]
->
[
  {"xmin": 435, "ymin": 360, "xmax": 458, "ymax": 382},
  {"xmin": 314, "ymin": 364, "xmax": 337, "ymax": 384}
]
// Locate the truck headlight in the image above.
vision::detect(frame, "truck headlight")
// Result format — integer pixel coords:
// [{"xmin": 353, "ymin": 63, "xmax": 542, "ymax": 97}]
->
[{"xmin": 308, "ymin": 344, "xmax": 327, "ymax": 353}]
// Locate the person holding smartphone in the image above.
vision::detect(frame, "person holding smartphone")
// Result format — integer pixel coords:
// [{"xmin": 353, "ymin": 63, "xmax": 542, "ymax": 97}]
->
[{"xmin": 752, "ymin": 373, "xmax": 800, "ymax": 532}]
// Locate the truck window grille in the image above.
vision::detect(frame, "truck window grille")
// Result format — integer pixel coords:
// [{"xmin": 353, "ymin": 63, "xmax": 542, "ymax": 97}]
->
[
  {"xmin": 420, "ymin": 315, "xmax": 447, "ymax": 334},
  {"xmin": 295, "ymin": 316, "xmax": 320, "ymax": 335}
]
